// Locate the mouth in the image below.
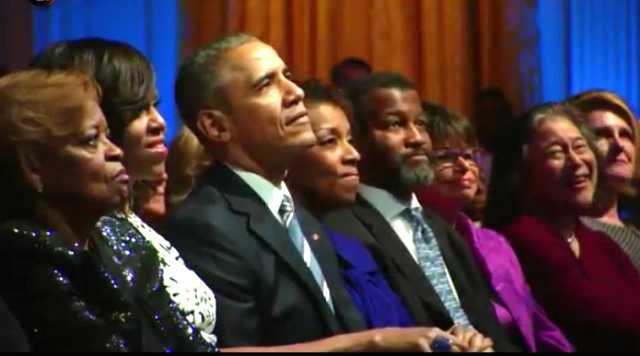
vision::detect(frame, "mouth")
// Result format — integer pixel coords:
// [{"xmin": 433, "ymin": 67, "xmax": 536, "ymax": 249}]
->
[
  {"xmin": 284, "ymin": 111, "xmax": 309, "ymax": 127},
  {"xmin": 565, "ymin": 174, "xmax": 591, "ymax": 190},
  {"xmin": 340, "ymin": 171, "xmax": 360, "ymax": 181},
  {"xmin": 612, "ymin": 157, "xmax": 631, "ymax": 165},
  {"xmin": 405, "ymin": 152, "xmax": 429, "ymax": 164},
  {"xmin": 146, "ymin": 137, "xmax": 168, "ymax": 155},
  {"xmin": 113, "ymin": 168, "xmax": 130, "ymax": 185},
  {"xmin": 458, "ymin": 178, "xmax": 475, "ymax": 188}
]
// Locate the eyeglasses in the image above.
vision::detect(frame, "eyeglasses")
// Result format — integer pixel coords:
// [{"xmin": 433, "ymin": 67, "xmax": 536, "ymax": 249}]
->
[{"xmin": 431, "ymin": 148, "xmax": 481, "ymax": 167}]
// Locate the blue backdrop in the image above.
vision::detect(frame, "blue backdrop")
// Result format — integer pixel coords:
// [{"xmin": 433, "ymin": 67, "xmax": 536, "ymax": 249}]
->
[
  {"xmin": 32, "ymin": 0, "xmax": 181, "ymax": 141},
  {"xmin": 538, "ymin": 0, "xmax": 640, "ymax": 114}
]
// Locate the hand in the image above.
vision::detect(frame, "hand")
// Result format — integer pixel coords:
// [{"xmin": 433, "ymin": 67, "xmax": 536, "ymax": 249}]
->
[
  {"xmin": 367, "ymin": 327, "xmax": 465, "ymax": 352},
  {"xmin": 448, "ymin": 325, "xmax": 494, "ymax": 352}
]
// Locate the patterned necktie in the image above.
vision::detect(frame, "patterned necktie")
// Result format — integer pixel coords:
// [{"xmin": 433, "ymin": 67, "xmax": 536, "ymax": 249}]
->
[
  {"xmin": 279, "ymin": 195, "xmax": 334, "ymax": 313},
  {"xmin": 404, "ymin": 206, "xmax": 471, "ymax": 326}
]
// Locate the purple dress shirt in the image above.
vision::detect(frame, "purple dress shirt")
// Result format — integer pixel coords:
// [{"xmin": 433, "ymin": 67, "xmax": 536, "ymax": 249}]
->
[{"xmin": 454, "ymin": 213, "xmax": 574, "ymax": 352}]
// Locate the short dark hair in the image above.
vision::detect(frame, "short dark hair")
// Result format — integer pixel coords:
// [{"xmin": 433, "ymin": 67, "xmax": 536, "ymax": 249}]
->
[
  {"xmin": 299, "ymin": 79, "xmax": 354, "ymax": 124},
  {"xmin": 423, "ymin": 101, "xmax": 478, "ymax": 148},
  {"xmin": 346, "ymin": 71, "xmax": 416, "ymax": 135},
  {"xmin": 330, "ymin": 57, "xmax": 372, "ymax": 87},
  {"xmin": 31, "ymin": 38, "xmax": 156, "ymax": 144},
  {"xmin": 174, "ymin": 33, "xmax": 258, "ymax": 129}
]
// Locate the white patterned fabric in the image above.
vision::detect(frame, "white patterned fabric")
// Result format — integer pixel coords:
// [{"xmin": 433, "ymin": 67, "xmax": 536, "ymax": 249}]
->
[{"xmin": 124, "ymin": 212, "xmax": 218, "ymax": 345}]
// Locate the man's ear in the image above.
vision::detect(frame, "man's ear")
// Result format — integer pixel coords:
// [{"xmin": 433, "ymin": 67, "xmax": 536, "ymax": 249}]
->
[
  {"xmin": 16, "ymin": 148, "xmax": 43, "ymax": 193},
  {"xmin": 195, "ymin": 109, "xmax": 232, "ymax": 144}
]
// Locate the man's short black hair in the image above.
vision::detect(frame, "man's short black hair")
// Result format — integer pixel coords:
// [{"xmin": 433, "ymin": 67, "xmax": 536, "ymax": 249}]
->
[
  {"xmin": 330, "ymin": 57, "xmax": 372, "ymax": 87},
  {"xmin": 345, "ymin": 71, "xmax": 416, "ymax": 135}
]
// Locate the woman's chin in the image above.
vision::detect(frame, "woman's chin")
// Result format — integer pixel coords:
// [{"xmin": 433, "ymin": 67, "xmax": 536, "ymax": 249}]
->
[{"xmin": 603, "ymin": 173, "xmax": 633, "ymax": 192}]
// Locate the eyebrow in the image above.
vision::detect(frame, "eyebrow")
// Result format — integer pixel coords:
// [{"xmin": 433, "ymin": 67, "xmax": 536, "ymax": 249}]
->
[
  {"xmin": 250, "ymin": 66, "xmax": 290, "ymax": 90},
  {"xmin": 381, "ymin": 110, "xmax": 404, "ymax": 117},
  {"xmin": 250, "ymin": 71, "xmax": 276, "ymax": 89}
]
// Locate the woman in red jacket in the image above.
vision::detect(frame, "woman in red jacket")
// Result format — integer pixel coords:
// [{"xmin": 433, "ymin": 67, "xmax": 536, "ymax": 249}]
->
[{"xmin": 484, "ymin": 102, "xmax": 640, "ymax": 351}]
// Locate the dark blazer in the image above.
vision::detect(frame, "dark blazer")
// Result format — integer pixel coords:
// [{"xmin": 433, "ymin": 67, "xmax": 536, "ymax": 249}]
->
[
  {"xmin": 166, "ymin": 163, "xmax": 366, "ymax": 347},
  {"xmin": 323, "ymin": 195, "xmax": 521, "ymax": 352}
]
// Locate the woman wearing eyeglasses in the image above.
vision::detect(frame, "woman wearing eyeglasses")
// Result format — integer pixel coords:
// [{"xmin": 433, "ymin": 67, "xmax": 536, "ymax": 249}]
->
[{"xmin": 415, "ymin": 102, "xmax": 573, "ymax": 352}]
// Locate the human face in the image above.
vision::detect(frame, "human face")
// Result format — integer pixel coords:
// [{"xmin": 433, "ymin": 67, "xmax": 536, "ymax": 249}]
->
[
  {"xmin": 430, "ymin": 145, "xmax": 480, "ymax": 205},
  {"xmin": 223, "ymin": 41, "xmax": 316, "ymax": 172},
  {"xmin": 121, "ymin": 105, "xmax": 167, "ymax": 181},
  {"xmin": 37, "ymin": 101, "xmax": 129, "ymax": 217},
  {"xmin": 525, "ymin": 116, "xmax": 597, "ymax": 214},
  {"xmin": 358, "ymin": 88, "xmax": 432, "ymax": 190},
  {"xmin": 289, "ymin": 103, "xmax": 360, "ymax": 209},
  {"xmin": 585, "ymin": 110, "xmax": 636, "ymax": 189}
]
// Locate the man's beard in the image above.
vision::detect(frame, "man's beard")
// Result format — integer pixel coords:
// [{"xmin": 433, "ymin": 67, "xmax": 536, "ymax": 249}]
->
[{"xmin": 395, "ymin": 153, "xmax": 434, "ymax": 188}]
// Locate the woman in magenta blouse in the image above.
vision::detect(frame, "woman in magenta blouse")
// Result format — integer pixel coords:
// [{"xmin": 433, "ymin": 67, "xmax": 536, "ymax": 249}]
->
[{"xmin": 416, "ymin": 102, "xmax": 573, "ymax": 352}]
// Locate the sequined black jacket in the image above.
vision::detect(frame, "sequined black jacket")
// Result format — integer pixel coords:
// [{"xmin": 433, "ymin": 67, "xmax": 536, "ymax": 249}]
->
[
  {"xmin": 94, "ymin": 213, "xmax": 217, "ymax": 352},
  {"xmin": 0, "ymin": 219, "xmax": 215, "ymax": 352},
  {"xmin": 0, "ymin": 220, "xmax": 144, "ymax": 351}
]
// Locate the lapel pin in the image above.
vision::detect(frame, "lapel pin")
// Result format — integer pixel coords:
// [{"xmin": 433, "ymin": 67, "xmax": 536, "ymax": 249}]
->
[{"xmin": 311, "ymin": 233, "xmax": 320, "ymax": 241}]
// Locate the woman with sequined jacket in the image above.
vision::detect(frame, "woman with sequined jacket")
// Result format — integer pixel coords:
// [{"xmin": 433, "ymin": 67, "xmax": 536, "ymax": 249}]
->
[
  {"xmin": 31, "ymin": 38, "xmax": 221, "ymax": 350},
  {"xmin": 0, "ymin": 69, "xmax": 198, "ymax": 351}
]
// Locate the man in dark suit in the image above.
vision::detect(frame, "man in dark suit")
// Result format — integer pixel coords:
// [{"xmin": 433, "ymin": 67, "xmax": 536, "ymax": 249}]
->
[
  {"xmin": 167, "ymin": 33, "xmax": 367, "ymax": 347},
  {"xmin": 323, "ymin": 72, "xmax": 522, "ymax": 351},
  {"xmin": 167, "ymin": 33, "xmax": 496, "ymax": 352}
]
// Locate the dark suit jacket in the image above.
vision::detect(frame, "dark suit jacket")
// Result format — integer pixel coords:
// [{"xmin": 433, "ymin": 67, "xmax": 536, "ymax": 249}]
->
[
  {"xmin": 166, "ymin": 164, "xmax": 366, "ymax": 347},
  {"xmin": 323, "ymin": 195, "xmax": 521, "ymax": 352}
]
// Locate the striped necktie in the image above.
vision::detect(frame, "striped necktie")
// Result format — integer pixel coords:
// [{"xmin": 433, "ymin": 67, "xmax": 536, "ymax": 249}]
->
[
  {"xmin": 404, "ymin": 206, "xmax": 470, "ymax": 326},
  {"xmin": 279, "ymin": 195, "xmax": 334, "ymax": 313}
]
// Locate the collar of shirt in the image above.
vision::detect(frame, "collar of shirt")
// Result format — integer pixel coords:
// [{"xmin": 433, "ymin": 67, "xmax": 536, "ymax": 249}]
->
[
  {"xmin": 358, "ymin": 183, "xmax": 422, "ymax": 221},
  {"xmin": 225, "ymin": 163, "xmax": 291, "ymax": 224}
]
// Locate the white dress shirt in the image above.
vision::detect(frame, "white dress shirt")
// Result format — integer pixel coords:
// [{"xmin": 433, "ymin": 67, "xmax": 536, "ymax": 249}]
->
[
  {"xmin": 226, "ymin": 163, "xmax": 290, "ymax": 224},
  {"xmin": 358, "ymin": 184, "xmax": 462, "ymax": 302}
]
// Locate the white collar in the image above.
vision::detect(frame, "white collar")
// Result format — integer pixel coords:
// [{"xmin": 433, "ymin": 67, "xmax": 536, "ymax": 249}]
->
[
  {"xmin": 358, "ymin": 183, "xmax": 421, "ymax": 220},
  {"xmin": 225, "ymin": 163, "xmax": 291, "ymax": 222}
]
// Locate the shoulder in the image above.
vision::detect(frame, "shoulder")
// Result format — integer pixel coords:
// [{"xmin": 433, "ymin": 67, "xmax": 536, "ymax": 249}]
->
[
  {"xmin": 0, "ymin": 219, "xmax": 76, "ymax": 257},
  {"xmin": 474, "ymin": 224, "xmax": 516, "ymax": 254},
  {"xmin": 422, "ymin": 207, "xmax": 451, "ymax": 229},
  {"xmin": 323, "ymin": 207, "xmax": 358, "ymax": 225}
]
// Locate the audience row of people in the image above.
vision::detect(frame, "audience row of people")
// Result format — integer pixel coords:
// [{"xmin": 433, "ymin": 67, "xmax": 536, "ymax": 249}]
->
[{"xmin": 0, "ymin": 32, "xmax": 638, "ymax": 352}]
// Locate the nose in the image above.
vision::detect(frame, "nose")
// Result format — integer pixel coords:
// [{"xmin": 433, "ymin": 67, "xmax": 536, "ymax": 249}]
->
[
  {"xmin": 104, "ymin": 137, "xmax": 124, "ymax": 162},
  {"xmin": 405, "ymin": 122, "xmax": 429, "ymax": 149},
  {"xmin": 148, "ymin": 107, "xmax": 166, "ymax": 136},
  {"xmin": 566, "ymin": 148, "xmax": 584, "ymax": 168},
  {"xmin": 283, "ymin": 76, "xmax": 304, "ymax": 108},
  {"xmin": 342, "ymin": 140, "xmax": 361, "ymax": 165},
  {"xmin": 453, "ymin": 155, "xmax": 472, "ymax": 172}
]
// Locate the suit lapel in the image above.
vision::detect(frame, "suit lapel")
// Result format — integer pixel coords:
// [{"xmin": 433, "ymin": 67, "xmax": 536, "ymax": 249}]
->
[
  {"xmin": 204, "ymin": 164, "xmax": 339, "ymax": 328},
  {"xmin": 352, "ymin": 196, "xmax": 451, "ymax": 322}
]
